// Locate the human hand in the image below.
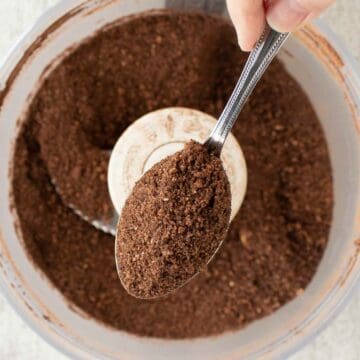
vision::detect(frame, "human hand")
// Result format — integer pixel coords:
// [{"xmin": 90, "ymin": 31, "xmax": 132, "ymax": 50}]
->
[{"xmin": 227, "ymin": 0, "xmax": 335, "ymax": 51}]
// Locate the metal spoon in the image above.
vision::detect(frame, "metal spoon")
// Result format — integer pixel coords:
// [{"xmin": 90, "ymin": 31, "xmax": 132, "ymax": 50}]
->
[
  {"xmin": 115, "ymin": 26, "xmax": 289, "ymax": 299},
  {"xmin": 205, "ymin": 25, "xmax": 289, "ymax": 155},
  {"xmin": 58, "ymin": 25, "xmax": 288, "ymax": 236}
]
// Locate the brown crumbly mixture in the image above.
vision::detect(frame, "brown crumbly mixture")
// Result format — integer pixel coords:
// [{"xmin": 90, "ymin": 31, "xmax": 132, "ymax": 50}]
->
[
  {"xmin": 11, "ymin": 11, "xmax": 333, "ymax": 338},
  {"xmin": 116, "ymin": 141, "xmax": 231, "ymax": 299}
]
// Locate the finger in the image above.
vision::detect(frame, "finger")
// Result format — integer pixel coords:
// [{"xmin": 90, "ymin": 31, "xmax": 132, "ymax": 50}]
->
[
  {"xmin": 266, "ymin": 0, "xmax": 335, "ymax": 33},
  {"xmin": 227, "ymin": 0, "xmax": 266, "ymax": 51}
]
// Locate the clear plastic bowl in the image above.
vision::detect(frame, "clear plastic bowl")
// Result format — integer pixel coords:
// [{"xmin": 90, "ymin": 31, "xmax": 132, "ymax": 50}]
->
[{"xmin": 0, "ymin": 1, "xmax": 360, "ymax": 359}]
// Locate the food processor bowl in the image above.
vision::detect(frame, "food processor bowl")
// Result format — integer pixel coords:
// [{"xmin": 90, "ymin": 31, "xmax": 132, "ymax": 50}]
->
[{"xmin": 0, "ymin": 1, "xmax": 360, "ymax": 359}]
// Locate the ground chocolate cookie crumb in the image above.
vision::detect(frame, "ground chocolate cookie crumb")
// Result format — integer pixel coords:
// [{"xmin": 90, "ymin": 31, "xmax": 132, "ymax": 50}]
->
[
  {"xmin": 116, "ymin": 141, "xmax": 231, "ymax": 299},
  {"xmin": 11, "ymin": 10, "xmax": 333, "ymax": 339}
]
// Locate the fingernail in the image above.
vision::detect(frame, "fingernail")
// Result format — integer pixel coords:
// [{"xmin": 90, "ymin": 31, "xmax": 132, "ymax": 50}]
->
[
  {"xmin": 235, "ymin": 26, "xmax": 264, "ymax": 52},
  {"xmin": 236, "ymin": 31, "xmax": 254, "ymax": 52},
  {"xmin": 267, "ymin": 0, "xmax": 310, "ymax": 33},
  {"xmin": 238, "ymin": 42, "xmax": 253, "ymax": 52}
]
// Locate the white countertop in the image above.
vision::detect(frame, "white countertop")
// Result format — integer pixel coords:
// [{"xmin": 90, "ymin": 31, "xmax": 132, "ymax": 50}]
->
[{"xmin": 1, "ymin": 1, "xmax": 359, "ymax": 359}]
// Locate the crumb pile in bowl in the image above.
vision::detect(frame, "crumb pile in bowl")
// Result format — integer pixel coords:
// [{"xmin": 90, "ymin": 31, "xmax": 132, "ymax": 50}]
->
[{"xmin": 11, "ymin": 10, "xmax": 333, "ymax": 339}]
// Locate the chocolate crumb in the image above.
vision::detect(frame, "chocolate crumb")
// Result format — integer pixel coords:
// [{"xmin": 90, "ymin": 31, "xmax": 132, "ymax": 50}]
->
[{"xmin": 116, "ymin": 141, "xmax": 231, "ymax": 298}]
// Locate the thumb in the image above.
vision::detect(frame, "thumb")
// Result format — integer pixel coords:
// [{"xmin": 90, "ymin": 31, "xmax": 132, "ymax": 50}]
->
[{"xmin": 266, "ymin": 0, "xmax": 335, "ymax": 33}]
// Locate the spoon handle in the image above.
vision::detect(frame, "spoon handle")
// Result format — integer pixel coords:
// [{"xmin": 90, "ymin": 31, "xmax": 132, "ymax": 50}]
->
[{"xmin": 205, "ymin": 25, "xmax": 289, "ymax": 154}]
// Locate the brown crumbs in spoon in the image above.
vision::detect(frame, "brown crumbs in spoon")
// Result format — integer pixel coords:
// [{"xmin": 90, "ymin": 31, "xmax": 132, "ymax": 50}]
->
[{"xmin": 116, "ymin": 141, "xmax": 231, "ymax": 299}]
